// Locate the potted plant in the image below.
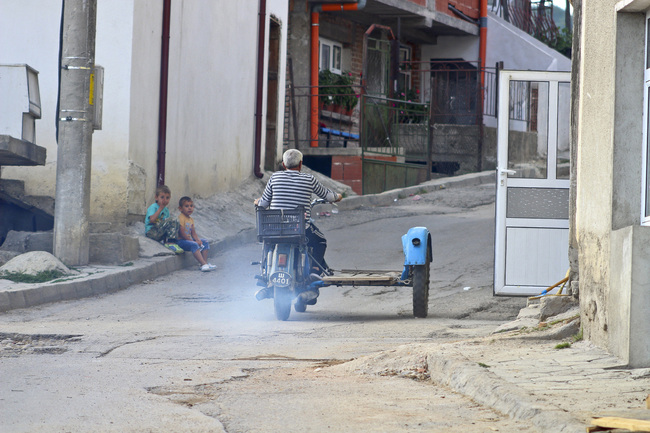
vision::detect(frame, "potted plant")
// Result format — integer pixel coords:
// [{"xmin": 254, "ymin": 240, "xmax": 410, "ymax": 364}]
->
[
  {"xmin": 318, "ymin": 70, "xmax": 337, "ymax": 111},
  {"xmin": 335, "ymin": 72, "xmax": 358, "ymax": 116}
]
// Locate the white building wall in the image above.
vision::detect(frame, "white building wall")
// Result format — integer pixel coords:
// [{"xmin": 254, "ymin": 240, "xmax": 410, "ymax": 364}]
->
[
  {"xmin": 129, "ymin": 1, "xmax": 164, "ymax": 217},
  {"xmin": 165, "ymin": 1, "xmax": 257, "ymax": 199},
  {"xmin": 163, "ymin": 0, "xmax": 288, "ymax": 201},
  {"xmin": 0, "ymin": 0, "xmax": 67, "ymax": 199},
  {"xmin": 0, "ymin": 0, "xmax": 288, "ymax": 226},
  {"xmin": 486, "ymin": 12, "xmax": 571, "ymax": 72},
  {"xmin": 0, "ymin": 0, "xmax": 136, "ymax": 226}
]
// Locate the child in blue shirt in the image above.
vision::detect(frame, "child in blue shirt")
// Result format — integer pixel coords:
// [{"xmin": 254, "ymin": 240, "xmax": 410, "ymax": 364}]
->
[{"xmin": 144, "ymin": 185, "xmax": 182, "ymax": 253}]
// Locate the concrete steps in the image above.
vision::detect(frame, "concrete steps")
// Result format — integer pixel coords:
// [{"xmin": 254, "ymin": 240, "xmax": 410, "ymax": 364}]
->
[{"xmin": 0, "ymin": 178, "xmax": 54, "ymax": 220}]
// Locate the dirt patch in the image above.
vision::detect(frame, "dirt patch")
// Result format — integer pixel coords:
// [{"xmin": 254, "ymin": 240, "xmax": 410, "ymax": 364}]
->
[{"xmin": 0, "ymin": 332, "xmax": 81, "ymax": 357}]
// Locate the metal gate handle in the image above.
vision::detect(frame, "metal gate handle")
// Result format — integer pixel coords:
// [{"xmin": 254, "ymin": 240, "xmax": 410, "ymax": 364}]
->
[{"xmin": 497, "ymin": 168, "xmax": 516, "ymax": 186}]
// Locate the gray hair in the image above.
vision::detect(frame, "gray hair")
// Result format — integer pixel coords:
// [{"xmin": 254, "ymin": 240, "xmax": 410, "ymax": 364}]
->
[{"xmin": 282, "ymin": 149, "xmax": 303, "ymax": 169}]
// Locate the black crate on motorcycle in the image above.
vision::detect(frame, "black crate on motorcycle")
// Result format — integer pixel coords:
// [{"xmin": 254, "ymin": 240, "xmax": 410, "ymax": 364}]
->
[{"xmin": 256, "ymin": 207, "xmax": 306, "ymax": 242}]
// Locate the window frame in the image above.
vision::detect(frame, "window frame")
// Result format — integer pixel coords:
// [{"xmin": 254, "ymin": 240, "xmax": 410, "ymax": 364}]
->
[
  {"xmin": 319, "ymin": 37, "xmax": 342, "ymax": 75},
  {"xmin": 643, "ymin": 14, "xmax": 650, "ymax": 225},
  {"xmin": 399, "ymin": 45, "xmax": 412, "ymax": 92}
]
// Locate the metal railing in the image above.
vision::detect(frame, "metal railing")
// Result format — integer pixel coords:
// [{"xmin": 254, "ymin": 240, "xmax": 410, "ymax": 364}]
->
[
  {"xmin": 283, "ymin": 62, "xmax": 499, "ymax": 159},
  {"xmin": 283, "ymin": 84, "xmax": 363, "ymax": 149}
]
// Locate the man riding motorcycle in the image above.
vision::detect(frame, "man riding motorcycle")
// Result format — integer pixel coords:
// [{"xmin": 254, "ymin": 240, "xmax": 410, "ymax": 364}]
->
[{"xmin": 254, "ymin": 149, "xmax": 342, "ymax": 301}]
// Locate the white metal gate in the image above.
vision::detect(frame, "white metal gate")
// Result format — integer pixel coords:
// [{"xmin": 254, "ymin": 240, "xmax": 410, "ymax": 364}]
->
[{"xmin": 494, "ymin": 70, "xmax": 571, "ymax": 296}]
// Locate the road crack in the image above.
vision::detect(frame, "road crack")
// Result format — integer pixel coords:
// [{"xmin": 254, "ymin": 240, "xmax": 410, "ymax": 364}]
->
[{"xmin": 97, "ymin": 336, "xmax": 159, "ymax": 357}]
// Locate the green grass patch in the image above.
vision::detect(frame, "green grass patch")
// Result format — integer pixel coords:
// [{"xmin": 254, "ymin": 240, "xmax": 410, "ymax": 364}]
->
[
  {"xmin": 554, "ymin": 342, "xmax": 571, "ymax": 350},
  {"xmin": 478, "ymin": 362, "xmax": 490, "ymax": 368},
  {"xmin": 572, "ymin": 328, "xmax": 583, "ymax": 343},
  {"xmin": 0, "ymin": 270, "xmax": 66, "ymax": 284}
]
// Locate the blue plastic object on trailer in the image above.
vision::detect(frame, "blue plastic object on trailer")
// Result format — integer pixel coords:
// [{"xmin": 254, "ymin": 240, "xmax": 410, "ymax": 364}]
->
[{"xmin": 402, "ymin": 227, "xmax": 432, "ymax": 266}]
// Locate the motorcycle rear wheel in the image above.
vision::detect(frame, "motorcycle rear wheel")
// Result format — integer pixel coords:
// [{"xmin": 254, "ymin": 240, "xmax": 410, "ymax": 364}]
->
[{"xmin": 274, "ymin": 285, "xmax": 292, "ymax": 321}]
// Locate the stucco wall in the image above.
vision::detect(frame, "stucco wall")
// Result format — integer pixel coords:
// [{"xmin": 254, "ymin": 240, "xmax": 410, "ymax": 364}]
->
[
  {"xmin": 0, "ymin": 0, "xmax": 133, "ymax": 228},
  {"xmin": 485, "ymin": 12, "xmax": 571, "ymax": 71},
  {"xmin": 91, "ymin": 0, "xmax": 136, "ymax": 227},
  {"xmin": 128, "ymin": 1, "xmax": 164, "ymax": 218},
  {"xmin": 164, "ymin": 1, "xmax": 256, "ymax": 200},
  {"xmin": 1, "ymin": 0, "xmax": 288, "ymax": 228},
  {"xmin": 575, "ymin": 0, "xmax": 617, "ymax": 348},
  {"xmin": 144, "ymin": 0, "xmax": 288, "ymax": 206},
  {"xmin": 421, "ymin": 12, "xmax": 571, "ymax": 72},
  {"xmin": 0, "ymin": 1, "xmax": 64, "ymax": 198}
]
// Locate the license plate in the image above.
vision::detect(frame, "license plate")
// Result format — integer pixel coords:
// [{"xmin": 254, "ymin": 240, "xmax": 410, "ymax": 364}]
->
[{"xmin": 270, "ymin": 271, "xmax": 292, "ymax": 287}]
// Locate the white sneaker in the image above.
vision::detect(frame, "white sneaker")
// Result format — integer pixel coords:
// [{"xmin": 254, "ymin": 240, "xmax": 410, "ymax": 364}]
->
[
  {"xmin": 207, "ymin": 263, "xmax": 217, "ymax": 270},
  {"xmin": 200, "ymin": 264, "xmax": 211, "ymax": 272}
]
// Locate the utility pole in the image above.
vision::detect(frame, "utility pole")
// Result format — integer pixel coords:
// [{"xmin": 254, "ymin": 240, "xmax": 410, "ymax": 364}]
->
[{"xmin": 53, "ymin": 0, "xmax": 97, "ymax": 266}]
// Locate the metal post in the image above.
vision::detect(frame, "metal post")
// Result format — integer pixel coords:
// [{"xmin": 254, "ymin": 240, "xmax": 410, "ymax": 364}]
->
[
  {"xmin": 54, "ymin": 0, "xmax": 97, "ymax": 266},
  {"xmin": 426, "ymin": 76, "xmax": 433, "ymax": 181}
]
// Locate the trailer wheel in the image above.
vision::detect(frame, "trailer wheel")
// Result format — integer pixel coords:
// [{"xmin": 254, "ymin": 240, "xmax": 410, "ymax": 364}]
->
[
  {"xmin": 412, "ymin": 251, "xmax": 430, "ymax": 318},
  {"xmin": 274, "ymin": 285, "xmax": 292, "ymax": 321}
]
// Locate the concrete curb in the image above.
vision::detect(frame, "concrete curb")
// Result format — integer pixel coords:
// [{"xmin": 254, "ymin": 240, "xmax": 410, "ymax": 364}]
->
[
  {"xmin": 338, "ymin": 170, "xmax": 496, "ymax": 211},
  {"xmin": 0, "ymin": 170, "xmax": 495, "ymax": 313},
  {"xmin": 426, "ymin": 351, "xmax": 585, "ymax": 433}
]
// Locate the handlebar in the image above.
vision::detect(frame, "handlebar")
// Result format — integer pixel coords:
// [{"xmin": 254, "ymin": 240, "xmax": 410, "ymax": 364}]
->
[
  {"xmin": 311, "ymin": 198, "xmax": 329, "ymax": 206},
  {"xmin": 256, "ymin": 195, "xmax": 341, "ymax": 210}
]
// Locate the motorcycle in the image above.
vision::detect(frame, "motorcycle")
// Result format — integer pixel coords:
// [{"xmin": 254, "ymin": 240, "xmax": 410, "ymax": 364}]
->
[{"xmin": 254, "ymin": 199, "xmax": 432, "ymax": 321}]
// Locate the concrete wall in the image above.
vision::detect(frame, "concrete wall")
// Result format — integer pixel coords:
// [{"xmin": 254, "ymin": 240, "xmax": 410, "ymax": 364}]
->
[
  {"xmin": 485, "ymin": 11, "xmax": 571, "ymax": 71},
  {"xmin": 0, "ymin": 0, "xmax": 288, "ymax": 229},
  {"xmin": 128, "ymin": 1, "xmax": 164, "ymax": 218},
  {"xmin": 0, "ymin": 0, "xmax": 66, "ymax": 199},
  {"xmin": 575, "ymin": 0, "xmax": 617, "ymax": 351},
  {"xmin": 575, "ymin": 0, "xmax": 650, "ymax": 365},
  {"xmin": 421, "ymin": 13, "xmax": 571, "ymax": 73},
  {"xmin": 0, "ymin": 0, "xmax": 134, "ymax": 229}
]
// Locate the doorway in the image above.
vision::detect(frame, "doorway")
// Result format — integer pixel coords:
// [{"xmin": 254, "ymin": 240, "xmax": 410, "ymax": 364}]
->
[
  {"xmin": 494, "ymin": 70, "xmax": 571, "ymax": 296},
  {"xmin": 265, "ymin": 18, "xmax": 281, "ymax": 171}
]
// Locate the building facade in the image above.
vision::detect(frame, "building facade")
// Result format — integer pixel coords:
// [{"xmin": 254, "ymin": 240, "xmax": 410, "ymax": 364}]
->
[
  {"xmin": 0, "ymin": 0, "xmax": 288, "ymax": 234},
  {"xmin": 572, "ymin": 0, "xmax": 650, "ymax": 366}
]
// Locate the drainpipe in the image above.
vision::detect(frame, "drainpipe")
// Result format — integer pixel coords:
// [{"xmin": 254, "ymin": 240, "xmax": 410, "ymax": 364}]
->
[
  {"xmin": 253, "ymin": 0, "xmax": 267, "ymax": 178},
  {"xmin": 479, "ymin": 0, "xmax": 487, "ymax": 97},
  {"xmin": 309, "ymin": 11, "xmax": 319, "ymax": 147},
  {"xmin": 253, "ymin": 0, "xmax": 266, "ymax": 179},
  {"xmin": 310, "ymin": 1, "xmax": 366, "ymax": 147},
  {"xmin": 478, "ymin": 0, "xmax": 487, "ymax": 171},
  {"xmin": 157, "ymin": 0, "xmax": 171, "ymax": 185}
]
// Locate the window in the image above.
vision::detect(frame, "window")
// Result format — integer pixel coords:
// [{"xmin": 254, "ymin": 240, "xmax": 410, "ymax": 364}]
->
[
  {"xmin": 641, "ymin": 12, "xmax": 650, "ymax": 225},
  {"xmin": 319, "ymin": 38, "xmax": 342, "ymax": 74},
  {"xmin": 398, "ymin": 46, "xmax": 412, "ymax": 92}
]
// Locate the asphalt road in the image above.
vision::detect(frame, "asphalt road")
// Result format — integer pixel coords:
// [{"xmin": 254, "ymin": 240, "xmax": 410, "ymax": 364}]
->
[{"xmin": 0, "ymin": 183, "xmax": 535, "ymax": 432}]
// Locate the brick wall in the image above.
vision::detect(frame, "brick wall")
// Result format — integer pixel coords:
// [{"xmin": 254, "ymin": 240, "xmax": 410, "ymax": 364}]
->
[
  {"xmin": 320, "ymin": 14, "xmax": 366, "ymax": 87},
  {"xmin": 331, "ymin": 155, "xmax": 399, "ymax": 195},
  {"xmin": 331, "ymin": 155, "xmax": 362, "ymax": 195}
]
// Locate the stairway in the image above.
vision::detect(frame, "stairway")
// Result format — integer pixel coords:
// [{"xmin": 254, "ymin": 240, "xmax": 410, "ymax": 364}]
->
[{"xmin": 0, "ymin": 179, "xmax": 54, "ymax": 245}]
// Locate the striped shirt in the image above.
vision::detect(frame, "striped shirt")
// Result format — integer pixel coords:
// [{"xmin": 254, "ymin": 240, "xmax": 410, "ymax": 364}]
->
[{"xmin": 258, "ymin": 169, "xmax": 336, "ymax": 220}]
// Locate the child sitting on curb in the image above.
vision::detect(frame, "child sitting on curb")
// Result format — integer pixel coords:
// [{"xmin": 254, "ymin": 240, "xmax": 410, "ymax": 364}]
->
[
  {"xmin": 145, "ymin": 185, "xmax": 183, "ymax": 254},
  {"xmin": 177, "ymin": 196, "xmax": 216, "ymax": 272}
]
